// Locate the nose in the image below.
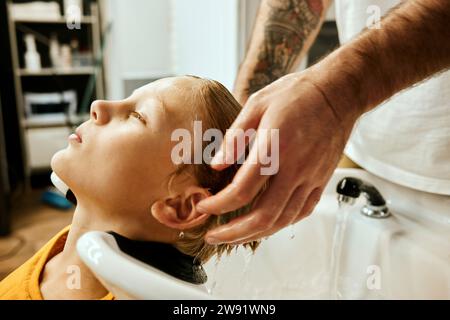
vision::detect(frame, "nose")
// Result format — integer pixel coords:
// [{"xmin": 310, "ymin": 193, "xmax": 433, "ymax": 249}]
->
[{"xmin": 90, "ymin": 100, "xmax": 111, "ymax": 125}]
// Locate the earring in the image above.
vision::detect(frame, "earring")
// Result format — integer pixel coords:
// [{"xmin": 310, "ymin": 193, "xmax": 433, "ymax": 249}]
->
[{"xmin": 178, "ymin": 231, "xmax": 185, "ymax": 239}]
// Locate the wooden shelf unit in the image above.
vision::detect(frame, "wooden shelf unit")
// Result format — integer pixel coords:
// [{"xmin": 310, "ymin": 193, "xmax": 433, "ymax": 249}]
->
[{"xmin": 6, "ymin": 0, "xmax": 105, "ymax": 182}]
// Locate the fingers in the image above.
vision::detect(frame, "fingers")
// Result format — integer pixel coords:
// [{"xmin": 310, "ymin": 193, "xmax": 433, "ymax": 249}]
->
[
  {"xmin": 292, "ymin": 187, "xmax": 322, "ymax": 224},
  {"xmin": 224, "ymin": 186, "xmax": 323, "ymax": 245},
  {"xmin": 249, "ymin": 185, "xmax": 309, "ymax": 239},
  {"xmin": 210, "ymin": 97, "xmax": 264, "ymax": 171},
  {"xmin": 203, "ymin": 172, "xmax": 295, "ymax": 244},
  {"xmin": 196, "ymin": 125, "xmax": 275, "ymax": 215},
  {"xmin": 196, "ymin": 143, "xmax": 269, "ymax": 215}
]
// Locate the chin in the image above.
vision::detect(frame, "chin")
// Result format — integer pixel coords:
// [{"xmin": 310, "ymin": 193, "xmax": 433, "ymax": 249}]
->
[
  {"xmin": 50, "ymin": 148, "xmax": 72, "ymax": 185},
  {"xmin": 50, "ymin": 148, "xmax": 101, "ymax": 203}
]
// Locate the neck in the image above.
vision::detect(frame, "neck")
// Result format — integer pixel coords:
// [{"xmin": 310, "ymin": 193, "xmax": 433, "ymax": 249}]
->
[
  {"xmin": 40, "ymin": 203, "xmax": 110, "ymax": 299},
  {"xmin": 40, "ymin": 200, "xmax": 176, "ymax": 300}
]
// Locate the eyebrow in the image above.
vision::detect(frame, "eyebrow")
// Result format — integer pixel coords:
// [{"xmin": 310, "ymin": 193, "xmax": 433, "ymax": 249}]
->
[
  {"xmin": 153, "ymin": 98, "xmax": 166, "ymax": 113},
  {"xmin": 136, "ymin": 96, "xmax": 166, "ymax": 124}
]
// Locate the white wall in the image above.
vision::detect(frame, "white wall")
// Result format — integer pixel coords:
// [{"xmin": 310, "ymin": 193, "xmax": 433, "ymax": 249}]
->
[
  {"xmin": 326, "ymin": 1, "xmax": 336, "ymax": 21},
  {"xmin": 102, "ymin": 0, "xmax": 172, "ymax": 100},
  {"xmin": 101, "ymin": 0, "xmax": 271, "ymax": 97},
  {"xmin": 171, "ymin": 0, "xmax": 241, "ymax": 90},
  {"xmin": 239, "ymin": 0, "xmax": 261, "ymax": 60}
]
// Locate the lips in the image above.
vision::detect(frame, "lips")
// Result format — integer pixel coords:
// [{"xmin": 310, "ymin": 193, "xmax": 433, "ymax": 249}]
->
[
  {"xmin": 68, "ymin": 128, "xmax": 82, "ymax": 143},
  {"xmin": 75, "ymin": 128, "xmax": 83, "ymax": 142}
]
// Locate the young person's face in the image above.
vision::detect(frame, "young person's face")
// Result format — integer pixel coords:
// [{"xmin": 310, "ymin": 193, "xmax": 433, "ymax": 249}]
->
[{"xmin": 52, "ymin": 77, "xmax": 200, "ymax": 214}]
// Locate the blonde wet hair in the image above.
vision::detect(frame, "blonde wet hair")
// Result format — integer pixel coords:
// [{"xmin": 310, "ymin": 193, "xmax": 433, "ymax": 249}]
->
[{"xmin": 170, "ymin": 75, "xmax": 264, "ymax": 264}]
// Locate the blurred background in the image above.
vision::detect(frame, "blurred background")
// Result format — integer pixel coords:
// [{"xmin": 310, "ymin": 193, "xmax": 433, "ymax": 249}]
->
[{"xmin": 0, "ymin": 0, "xmax": 338, "ymax": 279}]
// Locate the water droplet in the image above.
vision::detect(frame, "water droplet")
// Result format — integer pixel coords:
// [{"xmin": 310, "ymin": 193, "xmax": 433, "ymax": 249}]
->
[
  {"xmin": 207, "ymin": 280, "xmax": 217, "ymax": 295},
  {"xmin": 289, "ymin": 224, "xmax": 296, "ymax": 239},
  {"xmin": 206, "ymin": 257, "xmax": 220, "ymax": 296}
]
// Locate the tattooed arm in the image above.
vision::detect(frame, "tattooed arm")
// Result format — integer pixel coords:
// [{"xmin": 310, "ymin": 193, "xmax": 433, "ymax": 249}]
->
[{"xmin": 234, "ymin": 0, "xmax": 332, "ymax": 104}]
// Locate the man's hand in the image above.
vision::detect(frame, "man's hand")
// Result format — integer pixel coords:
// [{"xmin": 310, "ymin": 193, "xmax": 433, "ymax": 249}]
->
[
  {"xmin": 196, "ymin": 71, "xmax": 359, "ymax": 245},
  {"xmin": 198, "ymin": 0, "xmax": 450, "ymax": 245}
]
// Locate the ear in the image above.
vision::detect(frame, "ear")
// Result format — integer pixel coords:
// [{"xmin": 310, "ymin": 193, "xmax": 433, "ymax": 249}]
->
[{"xmin": 151, "ymin": 186, "xmax": 211, "ymax": 230}]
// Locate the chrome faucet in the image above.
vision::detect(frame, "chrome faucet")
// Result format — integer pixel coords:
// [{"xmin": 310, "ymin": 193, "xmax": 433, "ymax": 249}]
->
[{"xmin": 336, "ymin": 177, "xmax": 391, "ymax": 218}]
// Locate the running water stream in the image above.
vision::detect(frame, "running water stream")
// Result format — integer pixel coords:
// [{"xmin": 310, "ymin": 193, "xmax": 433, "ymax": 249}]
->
[{"xmin": 328, "ymin": 201, "xmax": 353, "ymax": 299}]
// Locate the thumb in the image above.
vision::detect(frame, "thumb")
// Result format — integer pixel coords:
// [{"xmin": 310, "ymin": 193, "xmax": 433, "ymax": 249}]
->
[{"xmin": 210, "ymin": 98, "xmax": 265, "ymax": 171}]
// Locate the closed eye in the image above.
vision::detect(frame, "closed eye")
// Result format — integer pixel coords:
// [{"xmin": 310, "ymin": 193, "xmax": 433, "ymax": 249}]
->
[{"xmin": 130, "ymin": 111, "xmax": 147, "ymax": 125}]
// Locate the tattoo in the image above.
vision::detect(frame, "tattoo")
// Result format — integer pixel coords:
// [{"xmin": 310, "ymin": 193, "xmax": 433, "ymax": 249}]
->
[{"xmin": 247, "ymin": 0, "xmax": 323, "ymax": 95}]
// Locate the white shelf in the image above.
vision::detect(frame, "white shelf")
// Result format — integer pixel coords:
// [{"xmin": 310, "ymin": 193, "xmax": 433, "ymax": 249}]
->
[
  {"xmin": 13, "ymin": 16, "xmax": 95, "ymax": 24},
  {"xmin": 17, "ymin": 67, "xmax": 96, "ymax": 77}
]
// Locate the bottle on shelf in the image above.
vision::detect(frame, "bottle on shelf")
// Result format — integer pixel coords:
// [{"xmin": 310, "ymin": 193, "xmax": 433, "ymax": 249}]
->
[
  {"xmin": 60, "ymin": 44, "xmax": 72, "ymax": 70},
  {"xmin": 70, "ymin": 38, "xmax": 80, "ymax": 67},
  {"xmin": 24, "ymin": 34, "xmax": 41, "ymax": 72},
  {"xmin": 49, "ymin": 34, "xmax": 61, "ymax": 69}
]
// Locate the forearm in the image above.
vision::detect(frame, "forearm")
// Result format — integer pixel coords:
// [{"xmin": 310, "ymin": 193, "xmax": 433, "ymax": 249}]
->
[
  {"xmin": 310, "ymin": 0, "xmax": 450, "ymax": 123},
  {"xmin": 234, "ymin": 0, "xmax": 331, "ymax": 102}
]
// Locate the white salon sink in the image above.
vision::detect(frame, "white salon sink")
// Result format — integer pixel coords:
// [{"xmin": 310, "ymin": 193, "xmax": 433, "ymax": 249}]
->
[
  {"xmin": 77, "ymin": 168, "xmax": 449, "ymax": 299},
  {"xmin": 203, "ymin": 168, "xmax": 450, "ymax": 299}
]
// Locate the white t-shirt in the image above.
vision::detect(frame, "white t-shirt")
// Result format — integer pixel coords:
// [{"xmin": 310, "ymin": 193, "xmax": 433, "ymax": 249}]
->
[{"xmin": 335, "ymin": 0, "xmax": 450, "ymax": 195}]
